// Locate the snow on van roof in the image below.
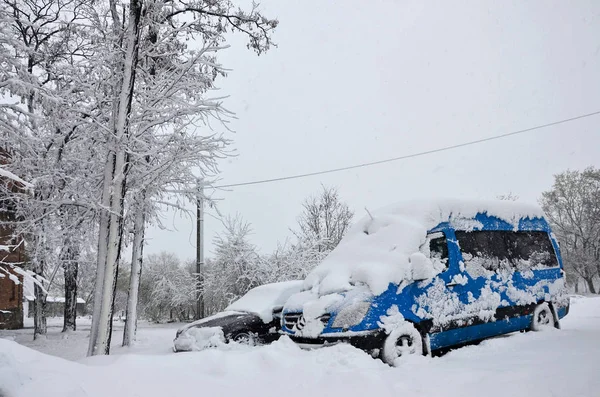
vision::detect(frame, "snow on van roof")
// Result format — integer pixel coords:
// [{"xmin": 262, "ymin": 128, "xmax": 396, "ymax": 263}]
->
[{"xmin": 302, "ymin": 199, "xmax": 545, "ymax": 296}]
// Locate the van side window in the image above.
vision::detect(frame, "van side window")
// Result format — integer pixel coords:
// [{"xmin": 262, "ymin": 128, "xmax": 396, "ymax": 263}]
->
[
  {"xmin": 504, "ymin": 231, "xmax": 558, "ymax": 270},
  {"xmin": 428, "ymin": 233, "xmax": 449, "ymax": 272},
  {"xmin": 456, "ymin": 231, "xmax": 508, "ymax": 276},
  {"xmin": 456, "ymin": 230, "xmax": 558, "ymax": 276}
]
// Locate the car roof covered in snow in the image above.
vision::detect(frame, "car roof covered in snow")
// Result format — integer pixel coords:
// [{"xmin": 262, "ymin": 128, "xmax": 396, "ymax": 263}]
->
[
  {"xmin": 300, "ymin": 198, "xmax": 547, "ymax": 297},
  {"xmin": 226, "ymin": 280, "xmax": 304, "ymax": 322}
]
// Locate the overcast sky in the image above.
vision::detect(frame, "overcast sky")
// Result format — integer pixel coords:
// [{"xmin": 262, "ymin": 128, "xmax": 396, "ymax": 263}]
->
[{"xmin": 144, "ymin": 0, "xmax": 600, "ymax": 262}]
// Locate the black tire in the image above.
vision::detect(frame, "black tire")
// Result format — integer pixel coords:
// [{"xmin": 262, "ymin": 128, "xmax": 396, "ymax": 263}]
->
[
  {"xmin": 231, "ymin": 332, "xmax": 253, "ymax": 345},
  {"xmin": 530, "ymin": 302, "xmax": 556, "ymax": 331},
  {"xmin": 381, "ymin": 322, "xmax": 424, "ymax": 366}
]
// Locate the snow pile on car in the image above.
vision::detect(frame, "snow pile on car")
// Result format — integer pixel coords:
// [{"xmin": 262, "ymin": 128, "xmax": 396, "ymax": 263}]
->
[
  {"xmin": 173, "ymin": 327, "xmax": 226, "ymax": 352},
  {"xmin": 303, "ymin": 199, "xmax": 545, "ymax": 296}
]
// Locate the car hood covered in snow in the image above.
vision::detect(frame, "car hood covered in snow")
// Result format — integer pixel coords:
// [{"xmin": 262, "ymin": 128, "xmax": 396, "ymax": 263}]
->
[
  {"xmin": 225, "ymin": 280, "xmax": 304, "ymax": 322},
  {"xmin": 176, "ymin": 311, "xmax": 249, "ymax": 336}
]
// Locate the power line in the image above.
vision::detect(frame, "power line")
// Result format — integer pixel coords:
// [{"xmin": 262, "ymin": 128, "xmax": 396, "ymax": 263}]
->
[{"xmin": 215, "ymin": 110, "xmax": 600, "ymax": 189}]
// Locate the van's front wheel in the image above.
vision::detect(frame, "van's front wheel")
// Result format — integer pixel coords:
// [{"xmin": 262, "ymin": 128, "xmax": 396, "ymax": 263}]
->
[
  {"xmin": 381, "ymin": 323, "xmax": 423, "ymax": 366},
  {"xmin": 531, "ymin": 302, "xmax": 557, "ymax": 331}
]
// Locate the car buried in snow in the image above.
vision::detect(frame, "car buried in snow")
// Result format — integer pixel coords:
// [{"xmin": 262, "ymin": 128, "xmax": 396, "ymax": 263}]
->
[
  {"xmin": 173, "ymin": 280, "xmax": 303, "ymax": 352},
  {"xmin": 281, "ymin": 199, "xmax": 570, "ymax": 365}
]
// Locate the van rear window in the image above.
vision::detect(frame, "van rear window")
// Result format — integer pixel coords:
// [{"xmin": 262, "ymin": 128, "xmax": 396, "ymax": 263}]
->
[{"xmin": 455, "ymin": 230, "xmax": 558, "ymax": 274}]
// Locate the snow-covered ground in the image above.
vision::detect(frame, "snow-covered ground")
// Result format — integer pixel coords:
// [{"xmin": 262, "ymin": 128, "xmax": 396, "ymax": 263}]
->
[
  {"xmin": 0, "ymin": 317, "xmax": 178, "ymax": 361},
  {"xmin": 1, "ymin": 296, "xmax": 599, "ymax": 397}
]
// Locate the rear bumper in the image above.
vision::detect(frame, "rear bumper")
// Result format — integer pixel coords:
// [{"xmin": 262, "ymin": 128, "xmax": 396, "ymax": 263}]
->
[{"xmin": 287, "ymin": 330, "xmax": 385, "ymax": 353}]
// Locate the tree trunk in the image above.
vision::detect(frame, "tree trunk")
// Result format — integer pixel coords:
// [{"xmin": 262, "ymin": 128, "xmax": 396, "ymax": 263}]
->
[
  {"xmin": 87, "ymin": 152, "xmax": 114, "ymax": 355},
  {"xmin": 62, "ymin": 244, "xmax": 79, "ymax": 332},
  {"xmin": 88, "ymin": 0, "xmax": 142, "ymax": 356},
  {"xmin": 585, "ymin": 276, "xmax": 597, "ymax": 294},
  {"xmin": 33, "ymin": 276, "xmax": 46, "ymax": 340},
  {"xmin": 123, "ymin": 197, "xmax": 146, "ymax": 346}
]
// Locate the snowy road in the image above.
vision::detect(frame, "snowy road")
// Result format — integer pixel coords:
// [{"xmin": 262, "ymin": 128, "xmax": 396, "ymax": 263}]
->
[{"xmin": 1, "ymin": 296, "xmax": 599, "ymax": 397}]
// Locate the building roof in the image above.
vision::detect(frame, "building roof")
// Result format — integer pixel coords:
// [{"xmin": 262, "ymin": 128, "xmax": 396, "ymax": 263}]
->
[{"xmin": 24, "ymin": 295, "xmax": 85, "ymax": 304}]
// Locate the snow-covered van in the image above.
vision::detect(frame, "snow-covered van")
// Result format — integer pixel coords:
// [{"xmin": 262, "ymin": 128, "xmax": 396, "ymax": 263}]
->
[{"xmin": 280, "ymin": 199, "xmax": 569, "ymax": 365}]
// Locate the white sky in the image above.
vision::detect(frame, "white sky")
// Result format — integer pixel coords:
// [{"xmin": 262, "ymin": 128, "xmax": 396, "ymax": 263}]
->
[{"xmin": 144, "ymin": 0, "xmax": 600, "ymax": 262}]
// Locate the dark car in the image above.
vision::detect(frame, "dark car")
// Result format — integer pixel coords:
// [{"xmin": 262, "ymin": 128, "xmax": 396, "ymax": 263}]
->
[{"xmin": 173, "ymin": 281, "xmax": 303, "ymax": 352}]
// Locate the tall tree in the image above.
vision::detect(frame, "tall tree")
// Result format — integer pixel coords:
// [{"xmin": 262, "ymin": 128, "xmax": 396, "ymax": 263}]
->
[
  {"xmin": 540, "ymin": 167, "xmax": 600, "ymax": 293},
  {"xmin": 88, "ymin": 0, "xmax": 277, "ymax": 355},
  {"xmin": 0, "ymin": 0, "xmax": 277, "ymax": 352},
  {"xmin": 0, "ymin": 0, "xmax": 98, "ymax": 339},
  {"xmin": 293, "ymin": 185, "xmax": 354, "ymax": 253}
]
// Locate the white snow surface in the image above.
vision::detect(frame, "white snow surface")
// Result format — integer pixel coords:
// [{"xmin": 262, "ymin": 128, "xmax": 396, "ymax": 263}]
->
[
  {"xmin": 303, "ymin": 199, "xmax": 545, "ymax": 296},
  {"xmin": 226, "ymin": 280, "xmax": 304, "ymax": 322},
  {"xmin": 1, "ymin": 296, "xmax": 598, "ymax": 397}
]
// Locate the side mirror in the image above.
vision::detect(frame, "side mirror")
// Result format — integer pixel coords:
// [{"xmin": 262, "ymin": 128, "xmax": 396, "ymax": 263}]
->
[{"xmin": 410, "ymin": 252, "xmax": 435, "ymax": 281}]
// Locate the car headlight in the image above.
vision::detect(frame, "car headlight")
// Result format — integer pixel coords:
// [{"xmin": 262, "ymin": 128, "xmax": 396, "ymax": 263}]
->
[{"xmin": 331, "ymin": 302, "xmax": 371, "ymax": 329}]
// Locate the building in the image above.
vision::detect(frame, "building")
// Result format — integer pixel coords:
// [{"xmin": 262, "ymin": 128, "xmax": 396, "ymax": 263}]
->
[
  {"xmin": 0, "ymin": 263, "xmax": 24, "ymax": 329},
  {"xmin": 23, "ymin": 295, "xmax": 87, "ymax": 318},
  {"xmin": 0, "ymin": 148, "xmax": 27, "ymax": 329},
  {"xmin": 0, "ymin": 194, "xmax": 26, "ymax": 329}
]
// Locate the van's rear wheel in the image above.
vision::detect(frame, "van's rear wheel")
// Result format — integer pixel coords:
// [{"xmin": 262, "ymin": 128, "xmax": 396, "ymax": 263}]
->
[
  {"xmin": 531, "ymin": 302, "xmax": 556, "ymax": 331},
  {"xmin": 381, "ymin": 323, "xmax": 423, "ymax": 366}
]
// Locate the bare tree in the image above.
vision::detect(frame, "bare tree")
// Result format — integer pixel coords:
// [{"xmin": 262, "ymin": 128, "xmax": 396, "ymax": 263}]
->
[
  {"xmin": 497, "ymin": 192, "xmax": 519, "ymax": 201},
  {"xmin": 212, "ymin": 215, "xmax": 262, "ymax": 297},
  {"xmin": 293, "ymin": 185, "xmax": 354, "ymax": 253},
  {"xmin": 135, "ymin": 252, "xmax": 197, "ymax": 322},
  {"xmin": 264, "ymin": 239, "xmax": 327, "ymax": 283},
  {"xmin": 540, "ymin": 167, "xmax": 600, "ymax": 293}
]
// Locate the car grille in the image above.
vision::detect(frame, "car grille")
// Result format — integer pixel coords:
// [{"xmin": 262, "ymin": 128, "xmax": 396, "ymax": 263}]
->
[
  {"xmin": 284, "ymin": 313, "xmax": 301, "ymax": 330},
  {"xmin": 284, "ymin": 313, "xmax": 331, "ymax": 332}
]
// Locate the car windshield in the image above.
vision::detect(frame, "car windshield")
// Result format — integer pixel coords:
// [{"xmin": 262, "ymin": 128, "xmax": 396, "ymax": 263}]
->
[{"xmin": 225, "ymin": 281, "xmax": 303, "ymax": 322}]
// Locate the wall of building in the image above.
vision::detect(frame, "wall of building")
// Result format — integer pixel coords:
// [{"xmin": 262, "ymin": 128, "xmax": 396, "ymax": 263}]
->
[
  {"xmin": 0, "ymin": 265, "xmax": 24, "ymax": 329},
  {"xmin": 0, "ymin": 149, "xmax": 26, "ymax": 329}
]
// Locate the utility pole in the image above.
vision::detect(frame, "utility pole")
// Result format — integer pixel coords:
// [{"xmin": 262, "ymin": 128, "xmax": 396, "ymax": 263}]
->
[{"xmin": 196, "ymin": 179, "xmax": 205, "ymax": 320}]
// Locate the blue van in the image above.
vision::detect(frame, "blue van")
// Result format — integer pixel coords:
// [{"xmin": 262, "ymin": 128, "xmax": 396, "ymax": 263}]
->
[{"xmin": 281, "ymin": 200, "xmax": 569, "ymax": 365}]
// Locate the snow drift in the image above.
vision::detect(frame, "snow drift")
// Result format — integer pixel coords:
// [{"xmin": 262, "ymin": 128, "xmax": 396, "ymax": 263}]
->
[{"xmin": 1, "ymin": 297, "xmax": 599, "ymax": 397}]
